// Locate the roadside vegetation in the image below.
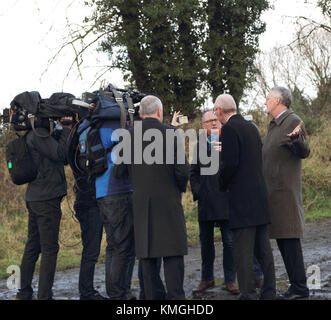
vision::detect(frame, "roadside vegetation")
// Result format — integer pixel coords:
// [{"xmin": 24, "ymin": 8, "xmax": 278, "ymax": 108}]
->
[
  {"xmin": 0, "ymin": 117, "xmax": 330, "ymax": 280},
  {"xmin": 1, "ymin": 0, "xmax": 330, "ymax": 282}
]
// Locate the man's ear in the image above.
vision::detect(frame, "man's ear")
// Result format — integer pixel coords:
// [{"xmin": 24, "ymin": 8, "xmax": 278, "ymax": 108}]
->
[
  {"xmin": 157, "ymin": 108, "xmax": 162, "ymax": 121},
  {"xmin": 139, "ymin": 110, "xmax": 144, "ymax": 119}
]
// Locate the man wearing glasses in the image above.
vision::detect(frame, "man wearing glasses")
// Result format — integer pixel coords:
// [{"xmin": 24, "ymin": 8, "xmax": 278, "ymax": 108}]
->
[{"xmin": 190, "ymin": 110, "xmax": 239, "ymax": 296}]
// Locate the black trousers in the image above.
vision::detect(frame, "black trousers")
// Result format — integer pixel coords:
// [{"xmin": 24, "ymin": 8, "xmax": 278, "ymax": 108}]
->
[
  {"xmin": 75, "ymin": 203, "xmax": 103, "ymax": 297},
  {"xmin": 141, "ymin": 256, "xmax": 185, "ymax": 300},
  {"xmin": 233, "ymin": 224, "xmax": 276, "ymax": 300},
  {"xmin": 276, "ymin": 238, "xmax": 309, "ymax": 296},
  {"xmin": 138, "ymin": 258, "xmax": 164, "ymax": 300},
  {"xmin": 17, "ymin": 197, "xmax": 62, "ymax": 300}
]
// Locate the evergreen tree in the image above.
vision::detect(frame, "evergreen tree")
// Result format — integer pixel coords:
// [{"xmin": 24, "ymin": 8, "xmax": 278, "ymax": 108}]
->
[
  {"xmin": 89, "ymin": 0, "xmax": 205, "ymax": 117},
  {"xmin": 204, "ymin": 0, "xmax": 269, "ymax": 107},
  {"xmin": 86, "ymin": 0, "xmax": 269, "ymax": 115}
]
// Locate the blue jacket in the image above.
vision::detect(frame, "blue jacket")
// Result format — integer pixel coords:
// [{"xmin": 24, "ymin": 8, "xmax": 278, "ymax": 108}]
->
[{"xmin": 95, "ymin": 120, "xmax": 132, "ymax": 199}]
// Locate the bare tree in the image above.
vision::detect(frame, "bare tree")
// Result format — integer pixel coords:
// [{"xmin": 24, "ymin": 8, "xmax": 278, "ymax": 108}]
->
[
  {"xmin": 296, "ymin": 0, "xmax": 330, "ymax": 31},
  {"xmin": 248, "ymin": 24, "xmax": 331, "ymax": 134}
]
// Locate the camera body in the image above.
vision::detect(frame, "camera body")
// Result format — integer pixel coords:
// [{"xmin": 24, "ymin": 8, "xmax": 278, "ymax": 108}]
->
[
  {"xmin": 2, "ymin": 105, "xmax": 30, "ymax": 130},
  {"xmin": 1, "ymin": 86, "xmax": 146, "ymax": 132},
  {"xmin": 81, "ymin": 85, "xmax": 146, "ymax": 121},
  {"xmin": 1, "ymin": 91, "xmax": 91, "ymax": 132},
  {"xmin": 2, "ymin": 105, "xmax": 53, "ymax": 131}
]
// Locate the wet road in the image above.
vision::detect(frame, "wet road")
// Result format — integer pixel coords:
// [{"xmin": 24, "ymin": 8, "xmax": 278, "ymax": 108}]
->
[{"xmin": 1, "ymin": 220, "xmax": 330, "ymax": 300}]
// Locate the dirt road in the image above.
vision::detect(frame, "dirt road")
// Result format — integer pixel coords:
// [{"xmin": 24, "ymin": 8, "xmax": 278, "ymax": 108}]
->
[{"xmin": 0, "ymin": 219, "xmax": 330, "ymax": 300}]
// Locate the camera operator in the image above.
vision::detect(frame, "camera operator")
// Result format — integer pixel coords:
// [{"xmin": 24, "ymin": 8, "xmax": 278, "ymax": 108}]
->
[
  {"xmin": 69, "ymin": 115, "xmax": 108, "ymax": 300},
  {"xmin": 16, "ymin": 117, "xmax": 72, "ymax": 300}
]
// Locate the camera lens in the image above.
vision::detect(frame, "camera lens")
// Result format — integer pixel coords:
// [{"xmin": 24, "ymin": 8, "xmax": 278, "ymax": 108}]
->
[{"xmin": 18, "ymin": 114, "xmax": 25, "ymax": 122}]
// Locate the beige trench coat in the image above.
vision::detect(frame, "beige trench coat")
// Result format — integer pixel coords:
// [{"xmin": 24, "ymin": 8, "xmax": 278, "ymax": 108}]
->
[{"xmin": 262, "ymin": 109, "xmax": 310, "ymax": 239}]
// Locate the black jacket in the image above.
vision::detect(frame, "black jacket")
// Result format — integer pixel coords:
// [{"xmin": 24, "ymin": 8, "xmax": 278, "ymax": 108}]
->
[
  {"xmin": 219, "ymin": 114, "xmax": 270, "ymax": 229},
  {"xmin": 25, "ymin": 127, "xmax": 70, "ymax": 202},
  {"xmin": 190, "ymin": 136, "xmax": 229, "ymax": 221},
  {"xmin": 113, "ymin": 118, "xmax": 189, "ymax": 258}
]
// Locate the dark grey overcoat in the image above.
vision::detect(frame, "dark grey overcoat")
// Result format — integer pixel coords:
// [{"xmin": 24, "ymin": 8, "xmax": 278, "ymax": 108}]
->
[
  {"xmin": 114, "ymin": 118, "xmax": 189, "ymax": 258},
  {"xmin": 262, "ymin": 109, "xmax": 310, "ymax": 239}
]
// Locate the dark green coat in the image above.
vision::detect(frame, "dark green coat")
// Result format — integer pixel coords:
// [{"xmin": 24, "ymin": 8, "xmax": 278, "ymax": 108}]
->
[{"xmin": 262, "ymin": 109, "xmax": 310, "ymax": 239}]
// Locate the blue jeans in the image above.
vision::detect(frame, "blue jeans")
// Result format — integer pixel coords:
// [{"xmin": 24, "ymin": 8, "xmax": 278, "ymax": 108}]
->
[
  {"xmin": 199, "ymin": 220, "xmax": 236, "ymax": 283},
  {"xmin": 97, "ymin": 193, "xmax": 135, "ymax": 299}
]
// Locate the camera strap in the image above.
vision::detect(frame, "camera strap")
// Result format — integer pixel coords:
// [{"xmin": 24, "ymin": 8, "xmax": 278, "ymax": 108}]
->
[
  {"xmin": 109, "ymin": 87, "xmax": 126, "ymax": 129},
  {"xmin": 28, "ymin": 114, "xmax": 54, "ymax": 138},
  {"xmin": 126, "ymin": 96, "xmax": 134, "ymax": 126}
]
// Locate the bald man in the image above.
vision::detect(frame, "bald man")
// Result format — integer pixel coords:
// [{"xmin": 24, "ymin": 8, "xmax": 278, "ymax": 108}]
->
[{"xmin": 214, "ymin": 94, "xmax": 276, "ymax": 300}]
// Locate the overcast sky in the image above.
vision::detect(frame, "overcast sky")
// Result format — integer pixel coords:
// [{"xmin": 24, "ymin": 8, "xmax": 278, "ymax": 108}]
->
[{"xmin": 0, "ymin": 0, "xmax": 325, "ymax": 110}]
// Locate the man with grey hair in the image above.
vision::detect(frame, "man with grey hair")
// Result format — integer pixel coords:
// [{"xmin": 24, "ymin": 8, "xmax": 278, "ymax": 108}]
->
[
  {"xmin": 139, "ymin": 95, "xmax": 163, "ymax": 120},
  {"xmin": 263, "ymin": 86, "xmax": 310, "ymax": 300},
  {"xmin": 114, "ymin": 95, "xmax": 189, "ymax": 299},
  {"xmin": 214, "ymin": 93, "xmax": 276, "ymax": 300}
]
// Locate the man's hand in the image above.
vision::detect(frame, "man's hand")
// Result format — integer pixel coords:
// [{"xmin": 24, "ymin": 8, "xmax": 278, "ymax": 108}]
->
[
  {"xmin": 287, "ymin": 121, "xmax": 303, "ymax": 138},
  {"xmin": 213, "ymin": 141, "xmax": 222, "ymax": 152},
  {"xmin": 171, "ymin": 111, "xmax": 184, "ymax": 127}
]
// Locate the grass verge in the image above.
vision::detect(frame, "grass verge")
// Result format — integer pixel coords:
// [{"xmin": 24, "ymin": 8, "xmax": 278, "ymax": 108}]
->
[{"xmin": 1, "ymin": 204, "xmax": 329, "ymax": 280}]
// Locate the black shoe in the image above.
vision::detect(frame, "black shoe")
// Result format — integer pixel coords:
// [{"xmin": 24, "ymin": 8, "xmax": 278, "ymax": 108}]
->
[
  {"xmin": 259, "ymin": 292, "xmax": 276, "ymax": 300},
  {"xmin": 16, "ymin": 289, "xmax": 33, "ymax": 300},
  {"xmin": 276, "ymin": 290, "xmax": 309, "ymax": 300},
  {"xmin": 15, "ymin": 295, "xmax": 33, "ymax": 300},
  {"xmin": 80, "ymin": 292, "xmax": 109, "ymax": 300},
  {"xmin": 125, "ymin": 292, "xmax": 137, "ymax": 300}
]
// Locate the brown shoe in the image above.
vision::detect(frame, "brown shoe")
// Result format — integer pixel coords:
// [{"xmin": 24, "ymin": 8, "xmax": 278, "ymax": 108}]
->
[
  {"xmin": 192, "ymin": 280, "xmax": 215, "ymax": 294},
  {"xmin": 224, "ymin": 282, "xmax": 240, "ymax": 295}
]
